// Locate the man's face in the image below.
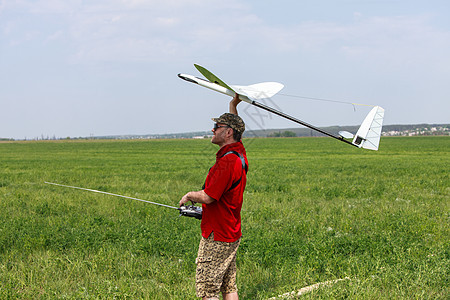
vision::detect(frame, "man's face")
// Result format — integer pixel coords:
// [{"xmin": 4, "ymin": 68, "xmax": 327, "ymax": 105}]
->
[{"xmin": 211, "ymin": 123, "xmax": 230, "ymax": 146}]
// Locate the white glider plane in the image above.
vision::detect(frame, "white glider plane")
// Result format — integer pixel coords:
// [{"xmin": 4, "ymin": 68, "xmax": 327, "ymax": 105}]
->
[{"xmin": 178, "ymin": 64, "xmax": 385, "ymax": 150}]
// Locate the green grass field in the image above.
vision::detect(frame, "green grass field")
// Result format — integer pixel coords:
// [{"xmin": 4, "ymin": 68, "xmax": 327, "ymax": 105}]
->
[{"xmin": 0, "ymin": 136, "xmax": 448, "ymax": 299}]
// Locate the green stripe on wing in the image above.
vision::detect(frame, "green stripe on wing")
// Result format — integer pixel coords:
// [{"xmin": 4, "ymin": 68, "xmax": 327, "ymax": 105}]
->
[{"xmin": 194, "ymin": 64, "xmax": 235, "ymax": 92}]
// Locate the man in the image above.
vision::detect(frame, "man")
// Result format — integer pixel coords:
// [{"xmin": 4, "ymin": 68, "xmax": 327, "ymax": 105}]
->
[{"xmin": 179, "ymin": 94, "xmax": 247, "ymax": 300}]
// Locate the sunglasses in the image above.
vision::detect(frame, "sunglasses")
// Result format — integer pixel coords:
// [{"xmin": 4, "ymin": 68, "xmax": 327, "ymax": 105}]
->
[{"xmin": 213, "ymin": 124, "xmax": 230, "ymax": 131}]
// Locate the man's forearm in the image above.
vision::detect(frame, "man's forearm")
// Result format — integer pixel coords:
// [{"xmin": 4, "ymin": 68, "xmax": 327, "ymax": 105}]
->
[
  {"xmin": 179, "ymin": 190, "xmax": 215, "ymax": 206},
  {"xmin": 229, "ymin": 93, "xmax": 241, "ymax": 115}
]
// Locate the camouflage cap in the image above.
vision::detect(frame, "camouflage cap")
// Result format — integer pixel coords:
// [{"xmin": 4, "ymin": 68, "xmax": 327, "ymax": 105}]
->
[{"xmin": 212, "ymin": 113, "xmax": 245, "ymax": 134}]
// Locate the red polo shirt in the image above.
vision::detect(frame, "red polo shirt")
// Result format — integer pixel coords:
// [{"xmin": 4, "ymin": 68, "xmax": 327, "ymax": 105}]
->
[{"xmin": 202, "ymin": 141, "xmax": 248, "ymax": 242}]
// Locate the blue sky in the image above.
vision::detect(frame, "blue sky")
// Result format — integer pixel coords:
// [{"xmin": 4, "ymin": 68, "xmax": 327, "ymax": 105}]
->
[{"xmin": 1, "ymin": 0, "xmax": 449, "ymax": 139}]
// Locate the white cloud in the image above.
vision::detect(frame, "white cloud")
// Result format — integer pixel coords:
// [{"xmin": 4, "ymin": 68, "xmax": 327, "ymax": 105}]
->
[
  {"xmin": 45, "ymin": 29, "xmax": 64, "ymax": 42},
  {"xmin": 3, "ymin": 1, "xmax": 449, "ymax": 61},
  {"xmin": 3, "ymin": 1, "xmax": 449, "ymax": 78},
  {"xmin": 155, "ymin": 17, "xmax": 178, "ymax": 27}
]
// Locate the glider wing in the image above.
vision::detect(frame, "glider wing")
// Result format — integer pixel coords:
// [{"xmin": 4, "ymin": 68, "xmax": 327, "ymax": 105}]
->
[
  {"xmin": 194, "ymin": 64, "xmax": 235, "ymax": 91},
  {"xmin": 231, "ymin": 82, "xmax": 284, "ymax": 100},
  {"xmin": 194, "ymin": 64, "xmax": 284, "ymax": 100}
]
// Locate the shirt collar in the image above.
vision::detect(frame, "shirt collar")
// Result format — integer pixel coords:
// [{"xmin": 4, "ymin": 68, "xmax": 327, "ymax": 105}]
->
[{"xmin": 216, "ymin": 141, "xmax": 246, "ymax": 158}]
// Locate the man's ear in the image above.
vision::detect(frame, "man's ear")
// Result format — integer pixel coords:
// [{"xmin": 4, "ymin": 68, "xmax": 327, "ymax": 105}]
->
[{"xmin": 226, "ymin": 128, "xmax": 234, "ymax": 138}]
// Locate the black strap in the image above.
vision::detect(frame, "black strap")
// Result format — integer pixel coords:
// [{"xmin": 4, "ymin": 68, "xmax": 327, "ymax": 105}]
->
[
  {"xmin": 221, "ymin": 151, "xmax": 248, "ymax": 173},
  {"xmin": 221, "ymin": 151, "xmax": 248, "ymax": 192},
  {"xmin": 202, "ymin": 151, "xmax": 248, "ymax": 192}
]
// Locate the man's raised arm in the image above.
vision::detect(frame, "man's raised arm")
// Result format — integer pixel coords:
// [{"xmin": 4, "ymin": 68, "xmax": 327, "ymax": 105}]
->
[{"xmin": 229, "ymin": 93, "xmax": 242, "ymax": 115}]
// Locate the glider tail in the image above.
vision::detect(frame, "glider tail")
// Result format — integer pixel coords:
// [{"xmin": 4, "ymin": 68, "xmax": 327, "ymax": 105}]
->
[{"xmin": 352, "ymin": 106, "xmax": 385, "ymax": 150}]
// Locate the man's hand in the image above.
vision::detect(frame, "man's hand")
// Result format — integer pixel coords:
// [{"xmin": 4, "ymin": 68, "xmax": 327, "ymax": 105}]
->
[
  {"xmin": 179, "ymin": 193, "xmax": 192, "ymax": 207},
  {"xmin": 179, "ymin": 191, "xmax": 215, "ymax": 206},
  {"xmin": 229, "ymin": 93, "xmax": 242, "ymax": 115}
]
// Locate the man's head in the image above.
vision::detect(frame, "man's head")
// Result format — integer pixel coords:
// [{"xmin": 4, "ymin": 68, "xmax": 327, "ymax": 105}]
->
[{"xmin": 211, "ymin": 113, "xmax": 245, "ymax": 146}]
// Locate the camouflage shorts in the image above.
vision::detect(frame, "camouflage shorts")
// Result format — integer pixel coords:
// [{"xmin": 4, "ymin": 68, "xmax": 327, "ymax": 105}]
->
[{"xmin": 195, "ymin": 233, "xmax": 241, "ymax": 298}]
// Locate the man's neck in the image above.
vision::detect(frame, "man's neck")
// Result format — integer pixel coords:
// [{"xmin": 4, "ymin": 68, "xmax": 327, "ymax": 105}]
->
[{"xmin": 217, "ymin": 139, "xmax": 237, "ymax": 148}]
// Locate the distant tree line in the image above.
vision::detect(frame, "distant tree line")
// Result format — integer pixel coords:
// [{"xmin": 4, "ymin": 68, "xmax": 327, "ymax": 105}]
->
[{"xmin": 267, "ymin": 131, "xmax": 297, "ymax": 137}]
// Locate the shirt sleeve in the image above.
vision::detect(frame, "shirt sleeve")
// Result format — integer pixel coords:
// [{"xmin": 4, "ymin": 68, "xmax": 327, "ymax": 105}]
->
[{"xmin": 203, "ymin": 157, "xmax": 235, "ymax": 201}]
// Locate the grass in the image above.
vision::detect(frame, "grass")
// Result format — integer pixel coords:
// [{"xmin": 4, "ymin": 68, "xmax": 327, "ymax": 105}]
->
[{"xmin": 0, "ymin": 136, "xmax": 448, "ymax": 299}]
